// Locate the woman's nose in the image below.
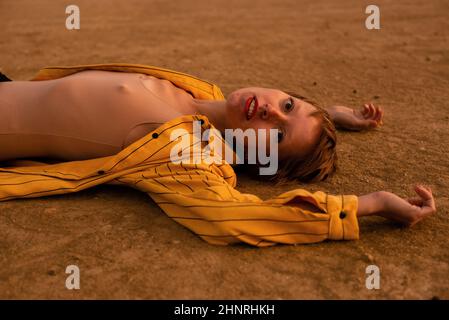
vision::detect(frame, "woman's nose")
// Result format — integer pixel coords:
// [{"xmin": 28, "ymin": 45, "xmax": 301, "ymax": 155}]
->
[{"xmin": 261, "ymin": 104, "xmax": 283, "ymax": 121}]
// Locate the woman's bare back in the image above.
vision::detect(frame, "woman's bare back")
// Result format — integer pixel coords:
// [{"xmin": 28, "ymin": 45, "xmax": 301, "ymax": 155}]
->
[{"xmin": 0, "ymin": 70, "xmax": 197, "ymax": 161}]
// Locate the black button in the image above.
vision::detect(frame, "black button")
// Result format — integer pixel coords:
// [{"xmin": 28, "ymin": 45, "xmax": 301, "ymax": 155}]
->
[
  {"xmin": 152, "ymin": 132, "xmax": 159, "ymax": 139},
  {"xmin": 98, "ymin": 170, "xmax": 105, "ymax": 175},
  {"xmin": 339, "ymin": 212, "xmax": 347, "ymax": 219}
]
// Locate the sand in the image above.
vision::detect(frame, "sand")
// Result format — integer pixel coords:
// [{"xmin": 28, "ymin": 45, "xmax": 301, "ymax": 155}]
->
[{"xmin": 0, "ymin": 0, "xmax": 448, "ymax": 299}]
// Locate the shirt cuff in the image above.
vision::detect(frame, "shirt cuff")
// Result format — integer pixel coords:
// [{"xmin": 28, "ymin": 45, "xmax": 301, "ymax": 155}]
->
[{"xmin": 327, "ymin": 194, "xmax": 359, "ymax": 240}]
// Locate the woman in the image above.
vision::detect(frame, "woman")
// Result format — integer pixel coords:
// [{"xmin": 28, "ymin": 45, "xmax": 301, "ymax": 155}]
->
[{"xmin": 0, "ymin": 63, "xmax": 436, "ymax": 247}]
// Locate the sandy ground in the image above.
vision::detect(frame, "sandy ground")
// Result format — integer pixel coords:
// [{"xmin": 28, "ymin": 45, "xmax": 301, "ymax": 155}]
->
[{"xmin": 0, "ymin": 0, "xmax": 448, "ymax": 299}]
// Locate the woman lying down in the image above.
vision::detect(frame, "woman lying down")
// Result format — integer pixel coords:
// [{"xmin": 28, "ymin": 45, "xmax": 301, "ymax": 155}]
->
[{"xmin": 0, "ymin": 63, "xmax": 436, "ymax": 247}]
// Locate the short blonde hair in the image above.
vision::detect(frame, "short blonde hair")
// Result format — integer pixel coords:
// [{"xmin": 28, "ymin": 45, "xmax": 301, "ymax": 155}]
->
[{"xmin": 242, "ymin": 91, "xmax": 337, "ymax": 183}]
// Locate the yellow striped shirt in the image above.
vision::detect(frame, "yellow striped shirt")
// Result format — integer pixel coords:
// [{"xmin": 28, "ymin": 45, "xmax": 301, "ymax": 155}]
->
[{"xmin": 0, "ymin": 63, "xmax": 359, "ymax": 247}]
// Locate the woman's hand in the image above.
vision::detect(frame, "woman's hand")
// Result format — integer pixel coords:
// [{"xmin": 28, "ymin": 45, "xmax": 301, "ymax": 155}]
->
[
  {"xmin": 358, "ymin": 185, "xmax": 436, "ymax": 227},
  {"xmin": 326, "ymin": 104, "xmax": 384, "ymax": 131}
]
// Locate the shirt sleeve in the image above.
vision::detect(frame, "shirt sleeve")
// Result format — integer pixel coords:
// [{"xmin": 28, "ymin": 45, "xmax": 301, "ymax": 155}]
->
[{"xmin": 118, "ymin": 161, "xmax": 359, "ymax": 247}]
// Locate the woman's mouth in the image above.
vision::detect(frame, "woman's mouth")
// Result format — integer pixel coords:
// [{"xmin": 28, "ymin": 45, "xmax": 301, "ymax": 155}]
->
[{"xmin": 245, "ymin": 96, "xmax": 258, "ymax": 120}]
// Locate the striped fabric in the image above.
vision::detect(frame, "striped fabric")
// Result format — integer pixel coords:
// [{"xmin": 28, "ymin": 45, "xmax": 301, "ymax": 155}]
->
[{"xmin": 0, "ymin": 63, "xmax": 359, "ymax": 247}]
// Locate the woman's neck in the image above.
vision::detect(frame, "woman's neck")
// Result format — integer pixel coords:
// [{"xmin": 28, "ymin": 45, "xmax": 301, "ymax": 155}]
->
[{"xmin": 190, "ymin": 98, "xmax": 227, "ymax": 134}]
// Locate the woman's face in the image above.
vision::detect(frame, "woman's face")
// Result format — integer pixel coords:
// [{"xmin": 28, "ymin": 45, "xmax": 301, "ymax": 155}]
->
[{"xmin": 225, "ymin": 87, "xmax": 322, "ymax": 161}]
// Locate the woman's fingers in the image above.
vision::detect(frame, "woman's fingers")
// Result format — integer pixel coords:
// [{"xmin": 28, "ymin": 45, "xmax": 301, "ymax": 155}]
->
[
  {"xmin": 405, "ymin": 197, "xmax": 424, "ymax": 207},
  {"xmin": 369, "ymin": 103, "xmax": 376, "ymax": 119},
  {"xmin": 375, "ymin": 106, "xmax": 383, "ymax": 123},
  {"xmin": 362, "ymin": 104, "xmax": 373, "ymax": 118},
  {"xmin": 355, "ymin": 103, "xmax": 384, "ymax": 129},
  {"xmin": 413, "ymin": 184, "xmax": 436, "ymax": 217},
  {"xmin": 368, "ymin": 104, "xmax": 375, "ymax": 118},
  {"xmin": 361, "ymin": 104, "xmax": 369, "ymax": 115},
  {"xmin": 414, "ymin": 184, "xmax": 433, "ymax": 201},
  {"xmin": 370, "ymin": 104, "xmax": 381, "ymax": 121},
  {"xmin": 362, "ymin": 103, "xmax": 383, "ymax": 122},
  {"xmin": 379, "ymin": 108, "xmax": 384, "ymax": 125},
  {"xmin": 385, "ymin": 185, "xmax": 437, "ymax": 228}
]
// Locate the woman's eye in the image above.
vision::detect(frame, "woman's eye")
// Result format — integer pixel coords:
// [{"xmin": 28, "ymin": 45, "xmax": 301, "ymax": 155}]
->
[
  {"xmin": 284, "ymin": 98, "xmax": 294, "ymax": 112},
  {"xmin": 277, "ymin": 130, "xmax": 284, "ymax": 143}
]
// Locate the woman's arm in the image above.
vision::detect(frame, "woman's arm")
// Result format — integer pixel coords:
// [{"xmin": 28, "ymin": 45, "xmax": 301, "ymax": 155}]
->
[
  {"xmin": 357, "ymin": 185, "xmax": 436, "ymax": 226},
  {"xmin": 326, "ymin": 103, "xmax": 384, "ymax": 131},
  {"xmin": 131, "ymin": 156, "xmax": 436, "ymax": 246}
]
